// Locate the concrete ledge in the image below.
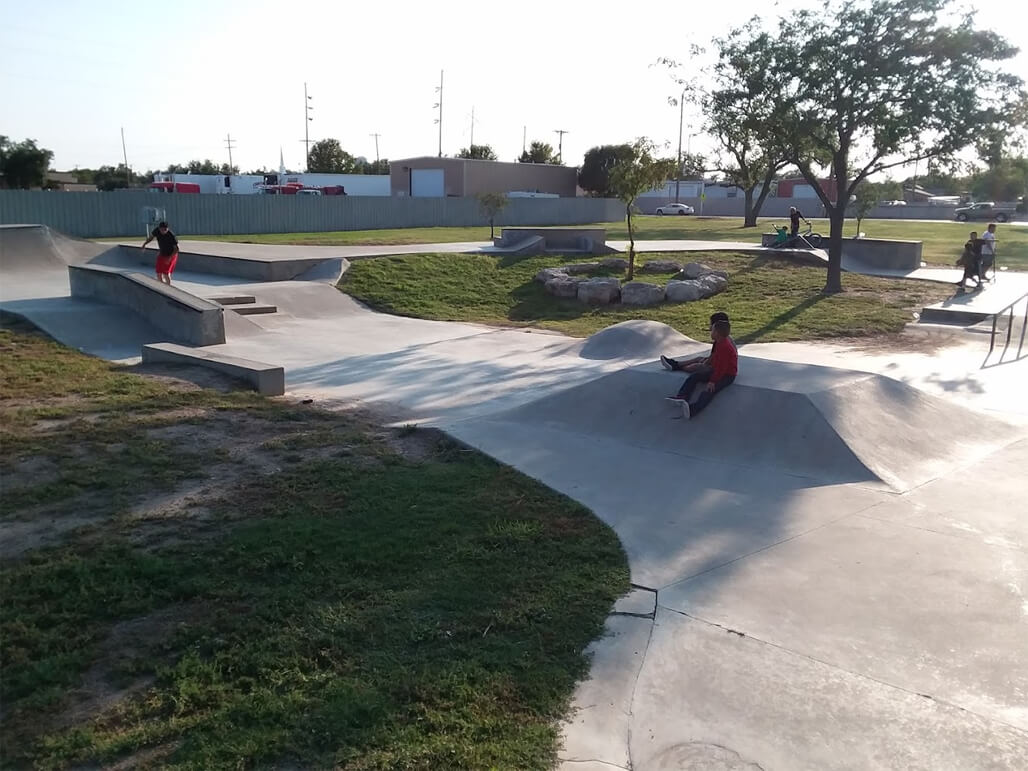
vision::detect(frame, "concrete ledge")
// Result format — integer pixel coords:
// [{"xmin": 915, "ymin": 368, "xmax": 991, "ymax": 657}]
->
[
  {"xmin": 131, "ymin": 247, "xmax": 329, "ymax": 281},
  {"xmin": 142, "ymin": 342, "xmax": 285, "ymax": 395},
  {"xmin": 759, "ymin": 234, "xmax": 922, "ymax": 270},
  {"xmin": 496, "ymin": 227, "xmax": 610, "ymax": 254},
  {"xmin": 69, "ymin": 264, "xmax": 225, "ymax": 346}
]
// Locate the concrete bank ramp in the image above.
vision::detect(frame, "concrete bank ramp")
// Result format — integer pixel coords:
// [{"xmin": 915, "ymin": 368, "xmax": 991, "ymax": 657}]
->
[
  {"xmin": 0, "ymin": 224, "xmax": 107, "ymax": 273},
  {"xmin": 470, "ymin": 359, "xmax": 1023, "ymax": 492}
]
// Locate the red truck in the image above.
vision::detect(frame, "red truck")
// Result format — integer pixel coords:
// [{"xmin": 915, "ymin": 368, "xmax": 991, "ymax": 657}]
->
[{"xmin": 148, "ymin": 181, "xmax": 201, "ymax": 194}]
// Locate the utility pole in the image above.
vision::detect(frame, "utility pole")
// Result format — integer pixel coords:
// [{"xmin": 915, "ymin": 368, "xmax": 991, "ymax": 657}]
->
[
  {"xmin": 370, "ymin": 133, "xmax": 381, "ymax": 163},
  {"xmin": 522, "ymin": 126, "xmax": 527, "ymax": 155},
  {"xmin": 433, "ymin": 70, "xmax": 444, "ymax": 157},
  {"xmin": 675, "ymin": 89, "xmax": 685, "ymax": 203},
  {"xmin": 469, "ymin": 106, "xmax": 475, "ymax": 150},
  {"xmin": 225, "ymin": 133, "xmax": 237, "ymax": 172},
  {"xmin": 304, "ymin": 82, "xmax": 313, "ymax": 171},
  {"xmin": 554, "ymin": 129, "xmax": 568, "ymax": 164},
  {"xmin": 120, "ymin": 127, "xmax": 130, "ymax": 187}
]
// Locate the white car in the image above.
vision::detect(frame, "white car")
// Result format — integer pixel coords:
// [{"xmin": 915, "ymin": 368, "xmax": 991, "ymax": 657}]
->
[
  {"xmin": 655, "ymin": 203, "xmax": 695, "ymax": 216},
  {"xmin": 880, "ymin": 199, "xmax": 906, "ymax": 206}
]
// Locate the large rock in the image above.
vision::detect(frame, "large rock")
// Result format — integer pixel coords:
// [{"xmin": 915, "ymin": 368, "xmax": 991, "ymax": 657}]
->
[
  {"xmin": 564, "ymin": 262, "xmax": 603, "ymax": 275},
  {"xmin": 545, "ymin": 277, "xmax": 582, "ymax": 298},
  {"xmin": 665, "ymin": 280, "xmax": 705, "ymax": 303},
  {"xmin": 681, "ymin": 261, "xmax": 714, "ymax": 279},
  {"xmin": 697, "ymin": 273, "xmax": 729, "ymax": 296},
  {"xmin": 621, "ymin": 281, "xmax": 665, "ymax": 306},
  {"xmin": 577, "ymin": 277, "xmax": 622, "ymax": 305},
  {"xmin": 598, "ymin": 258, "xmax": 630, "ymax": 271},
  {"xmin": 640, "ymin": 260, "xmax": 684, "ymax": 274},
  {"xmin": 535, "ymin": 267, "xmax": 568, "ymax": 283}
]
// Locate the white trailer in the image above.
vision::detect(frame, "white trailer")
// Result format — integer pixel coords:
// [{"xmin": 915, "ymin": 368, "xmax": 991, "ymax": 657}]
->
[{"xmin": 279, "ymin": 173, "xmax": 390, "ymax": 196}]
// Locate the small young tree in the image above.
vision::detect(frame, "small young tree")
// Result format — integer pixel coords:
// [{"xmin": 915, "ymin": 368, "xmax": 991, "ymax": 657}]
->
[
  {"xmin": 851, "ymin": 182, "xmax": 880, "ymax": 235},
  {"xmin": 477, "ymin": 192, "xmax": 508, "ymax": 239},
  {"xmin": 608, "ymin": 139, "xmax": 678, "ymax": 280}
]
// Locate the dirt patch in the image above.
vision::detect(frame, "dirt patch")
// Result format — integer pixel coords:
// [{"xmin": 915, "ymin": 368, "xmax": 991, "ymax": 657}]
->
[{"xmin": 126, "ymin": 362, "xmax": 251, "ymax": 393}]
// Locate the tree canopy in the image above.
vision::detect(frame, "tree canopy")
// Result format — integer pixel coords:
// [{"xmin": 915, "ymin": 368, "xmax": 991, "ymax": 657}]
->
[
  {"xmin": 307, "ymin": 139, "xmax": 357, "ymax": 173},
  {"xmin": 518, "ymin": 141, "xmax": 560, "ymax": 165},
  {"xmin": 577, "ymin": 144, "xmax": 636, "ymax": 198},
  {"xmin": 749, "ymin": 0, "xmax": 1025, "ymax": 292},
  {"xmin": 0, "ymin": 137, "xmax": 54, "ymax": 189},
  {"xmin": 457, "ymin": 144, "xmax": 498, "ymax": 160}
]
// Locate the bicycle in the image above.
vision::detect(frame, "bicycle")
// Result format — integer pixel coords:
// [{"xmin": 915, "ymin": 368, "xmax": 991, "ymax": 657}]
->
[{"xmin": 769, "ymin": 223, "xmax": 824, "ymax": 249}]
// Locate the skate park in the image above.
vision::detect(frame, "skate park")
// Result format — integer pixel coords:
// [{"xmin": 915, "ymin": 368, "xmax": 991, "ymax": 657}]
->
[{"xmin": 2, "ymin": 222, "xmax": 1028, "ymax": 768}]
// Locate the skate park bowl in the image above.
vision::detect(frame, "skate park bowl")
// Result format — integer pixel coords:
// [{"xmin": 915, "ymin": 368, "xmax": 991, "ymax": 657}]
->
[{"xmin": 446, "ymin": 356, "xmax": 1024, "ymax": 494}]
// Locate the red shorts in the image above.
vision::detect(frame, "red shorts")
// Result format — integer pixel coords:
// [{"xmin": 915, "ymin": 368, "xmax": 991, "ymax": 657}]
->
[{"xmin": 156, "ymin": 252, "xmax": 178, "ymax": 275}]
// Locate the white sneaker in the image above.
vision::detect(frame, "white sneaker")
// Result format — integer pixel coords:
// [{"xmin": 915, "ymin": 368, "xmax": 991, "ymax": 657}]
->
[
  {"xmin": 660, "ymin": 355, "xmax": 674, "ymax": 371},
  {"xmin": 682, "ymin": 401, "xmax": 691, "ymax": 420}
]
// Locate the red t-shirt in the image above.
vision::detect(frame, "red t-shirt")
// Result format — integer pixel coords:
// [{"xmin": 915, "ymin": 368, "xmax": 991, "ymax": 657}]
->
[{"xmin": 710, "ymin": 336, "xmax": 738, "ymax": 382}]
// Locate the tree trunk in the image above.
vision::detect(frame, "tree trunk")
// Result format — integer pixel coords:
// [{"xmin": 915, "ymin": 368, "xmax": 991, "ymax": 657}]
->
[
  {"xmin": 626, "ymin": 204, "xmax": 635, "ymax": 281},
  {"xmin": 489, "ymin": 218, "xmax": 495, "ymax": 240},
  {"xmin": 742, "ymin": 188, "xmax": 757, "ymax": 227},
  {"xmin": 824, "ymin": 206, "xmax": 845, "ymax": 294}
]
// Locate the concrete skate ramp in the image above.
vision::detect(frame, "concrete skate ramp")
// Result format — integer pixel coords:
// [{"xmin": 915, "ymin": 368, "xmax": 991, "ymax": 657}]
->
[
  {"xmin": 570, "ymin": 320, "xmax": 701, "ymax": 361},
  {"xmin": 0, "ymin": 224, "xmax": 107, "ymax": 273},
  {"xmin": 479, "ymin": 361, "xmax": 1024, "ymax": 491}
]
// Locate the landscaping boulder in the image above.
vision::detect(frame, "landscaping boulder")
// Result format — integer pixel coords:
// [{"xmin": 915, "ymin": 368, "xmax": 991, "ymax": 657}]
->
[
  {"xmin": 640, "ymin": 260, "xmax": 684, "ymax": 274},
  {"xmin": 681, "ymin": 261, "xmax": 714, "ymax": 279},
  {"xmin": 545, "ymin": 277, "xmax": 582, "ymax": 298},
  {"xmin": 621, "ymin": 281, "xmax": 665, "ymax": 306},
  {"xmin": 697, "ymin": 273, "xmax": 729, "ymax": 296},
  {"xmin": 664, "ymin": 280, "xmax": 704, "ymax": 303},
  {"xmin": 598, "ymin": 258, "xmax": 630, "ymax": 271},
  {"xmin": 535, "ymin": 267, "xmax": 568, "ymax": 283},
  {"xmin": 577, "ymin": 277, "xmax": 621, "ymax": 305},
  {"xmin": 564, "ymin": 262, "xmax": 603, "ymax": 275}
]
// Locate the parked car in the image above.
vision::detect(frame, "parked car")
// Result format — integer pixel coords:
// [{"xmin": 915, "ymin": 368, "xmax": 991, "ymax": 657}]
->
[
  {"xmin": 655, "ymin": 203, "xmax": 695, "ymax": 216},
  {"xmin": 880, "ymin": 199, "xmax": 906, "ymax": 206},
  {"xmin": 953, "ymin": 201, "xmax": 1016, "ymax": 222}
]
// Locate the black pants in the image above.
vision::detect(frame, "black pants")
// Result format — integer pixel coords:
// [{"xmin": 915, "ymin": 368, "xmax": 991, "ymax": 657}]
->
[
  {"xmin": 960, "ymin": 258, "xmax": 982, "ymax": 284},
  {"xmin": 676, "ymin": 372, "xmax": 735, "ymax": 416}
]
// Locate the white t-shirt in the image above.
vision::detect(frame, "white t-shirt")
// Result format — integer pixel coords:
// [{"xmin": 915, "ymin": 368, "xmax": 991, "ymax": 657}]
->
[{"xmin": 981, "ymin": 230, "xmax": 996, "ymax": 256}]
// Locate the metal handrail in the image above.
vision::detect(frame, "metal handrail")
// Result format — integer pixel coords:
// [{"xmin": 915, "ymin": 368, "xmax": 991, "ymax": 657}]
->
[{"xmin": 988, "ymin": 289, "xmax": 1028, "ymax": 358}]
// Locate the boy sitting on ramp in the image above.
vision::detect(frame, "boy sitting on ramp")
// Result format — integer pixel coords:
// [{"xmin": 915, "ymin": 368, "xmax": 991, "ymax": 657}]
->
[
  {"xmin": 660, "ymin": 311, "xmax": 729, "ymax": 374},
  {"xmin": 666, "ymin": 319, "xmax": 738, "ymax": 420}
]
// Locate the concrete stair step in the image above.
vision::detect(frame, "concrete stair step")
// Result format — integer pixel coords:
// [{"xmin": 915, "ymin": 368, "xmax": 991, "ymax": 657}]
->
[
  {"xmin": 231, "ymin": 303, "xmax": 278, "ymax": 316},
  {"xmin": 919, "ymin": 307, "xmax": 991, "ymax": 325},
  {"xmin": 207, "ymin": 295, "xmax": 257, "ymax": 305}
]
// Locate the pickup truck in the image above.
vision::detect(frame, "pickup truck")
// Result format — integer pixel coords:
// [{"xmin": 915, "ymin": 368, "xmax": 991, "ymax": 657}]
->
[{"xmin": 953, "ymin": 202, "xmax": 1017, "ymax": 222}]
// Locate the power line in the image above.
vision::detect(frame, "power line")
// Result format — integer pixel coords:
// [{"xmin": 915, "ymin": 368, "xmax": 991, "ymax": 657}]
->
[{"xmin": 433, "ymin": 70, "xmax": 444, "ymax": 158}]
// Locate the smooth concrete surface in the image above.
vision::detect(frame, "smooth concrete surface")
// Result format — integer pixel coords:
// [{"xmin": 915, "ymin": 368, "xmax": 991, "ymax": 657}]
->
[
  {"xmin": 142, "ymin": 342, "xmax": 285, "ymax": 395},
  {"xmin": 69, "ymin": 264, "xmax": 226, "ymax": 346},
  {"xmin": 4, "ymin": 229, "xmax": 1028, "ymax": 768}
]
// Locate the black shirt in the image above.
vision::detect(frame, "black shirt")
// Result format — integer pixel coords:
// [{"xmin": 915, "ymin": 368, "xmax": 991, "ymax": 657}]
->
[
  {"xmin": 789, "ymin": 210, "xmax": 802, "ymax": 229},
  {"xmin": 152, "ymin": 227, "xmax": 178, "ymax": 255}
]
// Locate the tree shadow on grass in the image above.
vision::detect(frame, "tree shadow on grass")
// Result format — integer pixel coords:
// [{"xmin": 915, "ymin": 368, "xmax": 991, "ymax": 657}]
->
[{"xmin": 735, "ymin": 293, "xmax": 827, "ymax": 345}]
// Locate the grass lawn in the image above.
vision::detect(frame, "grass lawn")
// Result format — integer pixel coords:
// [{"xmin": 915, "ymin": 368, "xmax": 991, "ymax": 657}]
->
[
  {"xmin": 339, "ymin": 251, "xmax": 951, "ymax": 342},
  {"xmin": 0, "ymin": 316, "xmax": 628, "ymax": 769},
  {"xmin": 188, "ymin": 216, "xmax": 1028, "ymax": 269}
]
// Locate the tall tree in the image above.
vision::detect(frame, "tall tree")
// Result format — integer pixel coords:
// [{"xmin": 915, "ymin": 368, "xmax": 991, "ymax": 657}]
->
[
  {"xmin": 675, "ymin": 32, "xmax": 791, "ymax": 227},
  {"xmin": 477, "ymin": 192, "xmax": 508, "ymax": 239},
  {"xmin": 0, "ymin": 137, "xmax": 53, "ymax": 189},
  {"xmin": 752, "ymin": 0, "xmax": 1024, "ymax": 293},
  {"xmin": 518, "ymin": 141, "xmax": 559, "ymax": 164},
  {"xmin": 306, "ymin": 139, "xmax": 357, "ymax": 173},
  {"xmin": 577, "ymin": 144, "xmax": 635, "ymax": 198},
  {"xmin": 457, "ymin": 144, "xmax": 497, "ymax": 160},
  {"xmin": 608, "ymin": 139, "xmax": 679, "ymax": 281}
]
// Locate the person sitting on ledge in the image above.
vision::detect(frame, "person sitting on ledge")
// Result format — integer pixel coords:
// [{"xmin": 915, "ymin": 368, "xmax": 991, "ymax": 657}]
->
[
  {"xmin": 666, "ymin": 319, "xmax": 738, "ymax": 420},
  {"xmin": 660, "ymin": 312, "xmax": 729, "ymax": 373}
]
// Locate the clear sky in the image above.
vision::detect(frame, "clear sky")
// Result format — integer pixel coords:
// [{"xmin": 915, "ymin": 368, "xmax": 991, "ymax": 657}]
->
[{"xmin": 2, "ymin": 0, "xmax": 1024, "ymax": 174}]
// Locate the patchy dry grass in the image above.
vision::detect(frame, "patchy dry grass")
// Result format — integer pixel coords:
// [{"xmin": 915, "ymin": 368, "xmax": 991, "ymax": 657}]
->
[{"xmin": 0, "ymin": 317, "xmax": 628, "ymax": 769}]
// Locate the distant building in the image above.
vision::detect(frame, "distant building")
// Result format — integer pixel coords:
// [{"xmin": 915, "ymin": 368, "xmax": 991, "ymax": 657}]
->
[
  {"xmin": 776, "ymin": 178, "xmax": 838, "ymax": 200},
  {"xmin": 389, "ymin": 157, "xmax": 579, "ymax": 198},
  {"xmin": 43, "ymin": 171, "xmax": 96, "ymax": 192}
]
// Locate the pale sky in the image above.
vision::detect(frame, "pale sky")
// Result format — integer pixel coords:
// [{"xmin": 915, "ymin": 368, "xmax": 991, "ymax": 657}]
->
[{"xmin": 2, "ymin": 0, "xmax": 1025, "ymax": 174}]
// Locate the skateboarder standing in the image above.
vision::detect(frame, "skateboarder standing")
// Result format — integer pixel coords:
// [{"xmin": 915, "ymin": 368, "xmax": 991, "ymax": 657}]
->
[
  {"xmin": 667, "ymin": 319, "xmax": 738, "ymax": 420},
  {"xmin": 141, "ymin": 221, "xmax": 179, "ymax": 285},
  {"xmin": 789, "ymin": 206, "xmax": 808, "ymax": 237}
]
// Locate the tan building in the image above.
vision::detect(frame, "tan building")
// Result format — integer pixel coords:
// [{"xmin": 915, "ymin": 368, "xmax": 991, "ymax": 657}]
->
[{"xmin": 389, "ymin": 157, "xmax": 578, "ymax": 198}]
